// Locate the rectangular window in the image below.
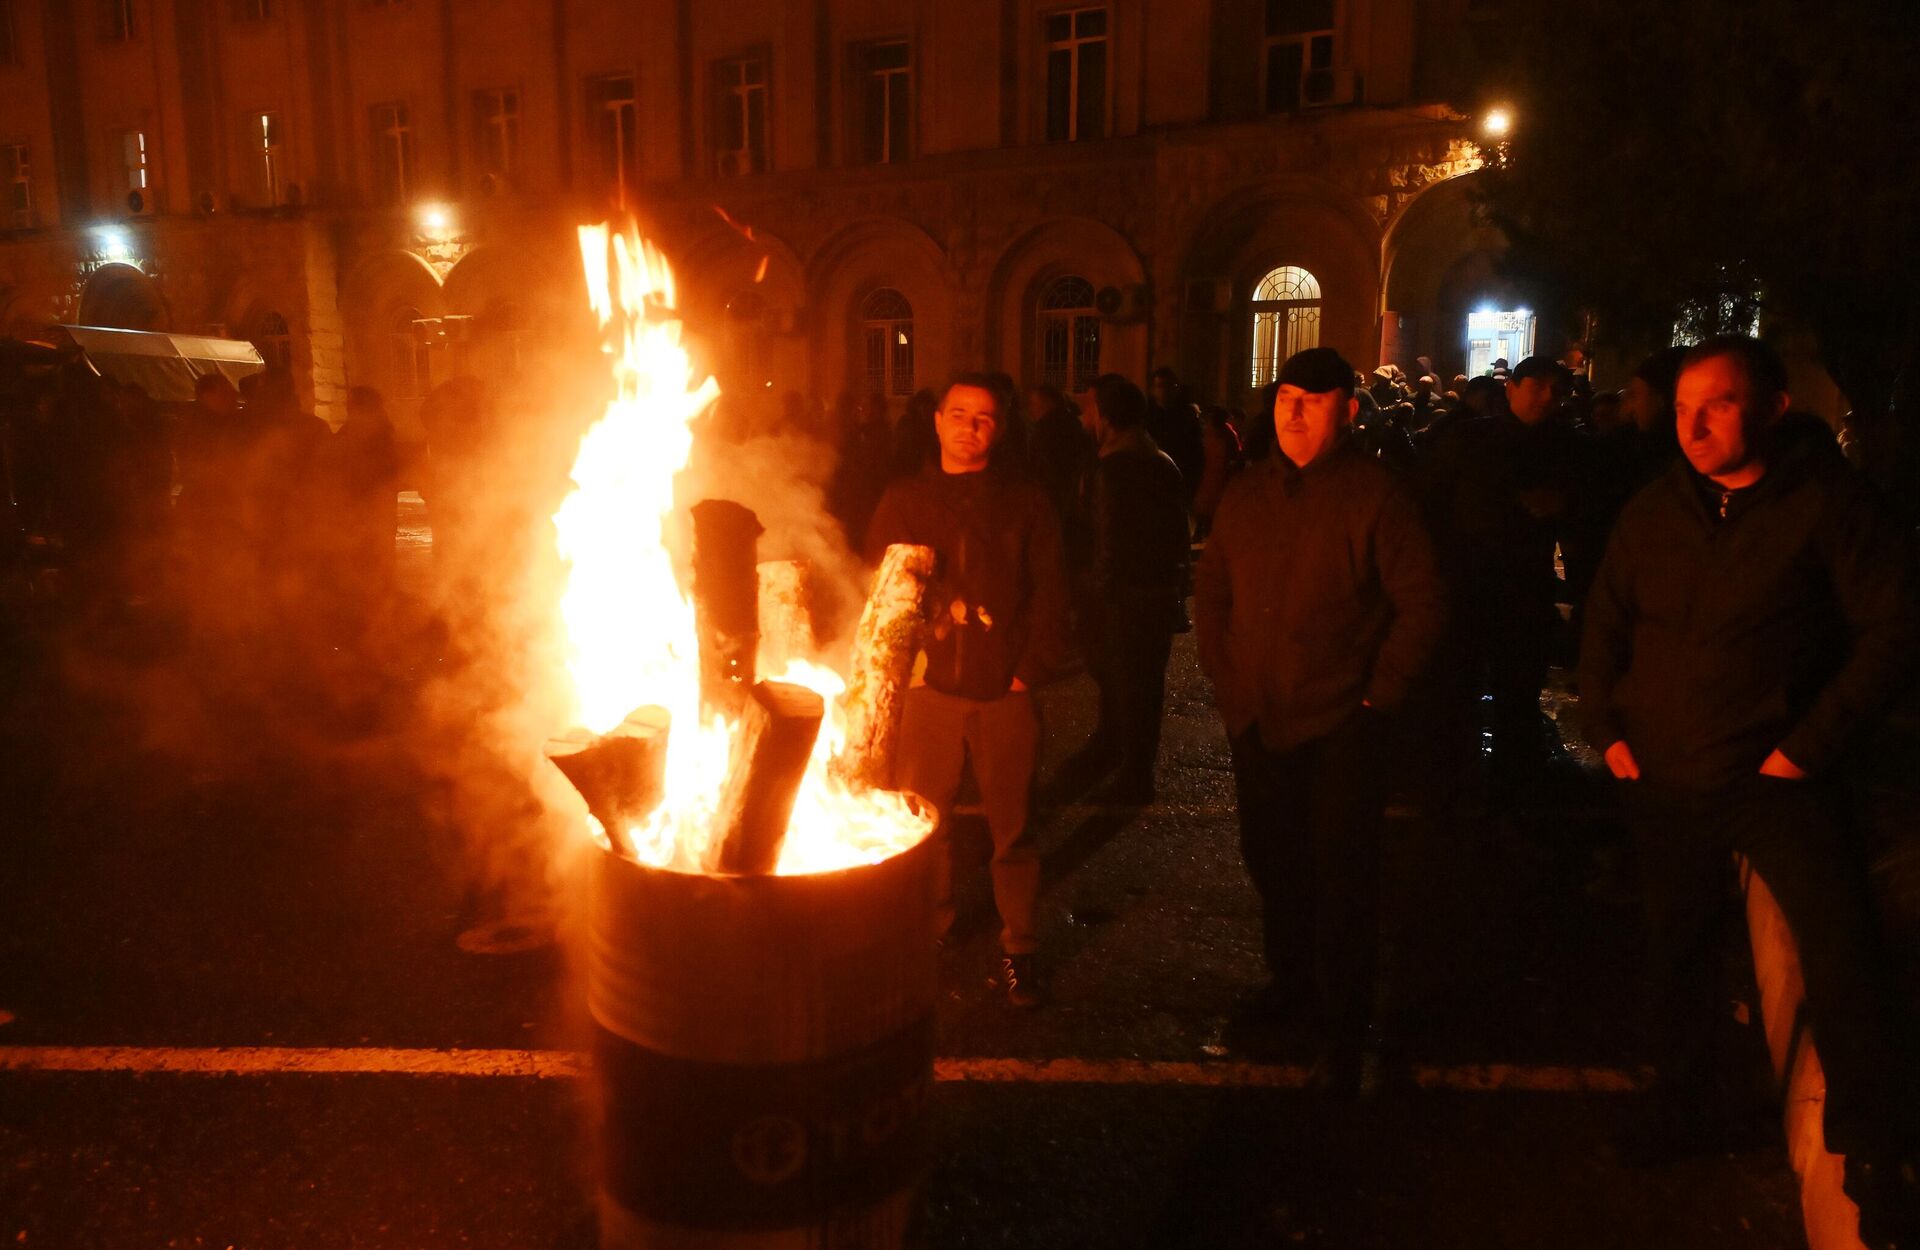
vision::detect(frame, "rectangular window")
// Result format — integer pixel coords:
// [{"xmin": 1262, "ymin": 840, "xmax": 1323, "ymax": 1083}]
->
[
  {"xmin": 1264, "ymin": 0, "xmax": 1335, "ymax": 113},
  {"xmin": 2, "ymin": 144, "xmax": 31, "ymax": 229},
  {"xmin": 121, "ymin": 130, "xmax": 149, "ymax": 192},
  {"xmin": 1044, "ymin": 7, "xmax": 1107, "ymax": 143},
  {"xmin": 858, "ymin": 41, "xmax": 911, "ymax": 166},
  {"xmin": 370, "ymin": 102, "xmax": 412, "ymax": 205},
  {"xmin": 585, "ymin": 73, "xmax": 638, "ymax": 203},
  {"xmin": 251, "ymin": 111, "xmax": 283, "ymax": 205},
  {"xmin": 715, "ymin": 55, "xmax": 769, "ymax": 176},
  {"xmin": 101, "ymin": 0, "xmax": 136, "ymax": 41},
  {"xmin": 232, "ymin": 0, "xmax": 271, "ymax": 19},
  {"xmin": 472, "ymin": 87, "xmax": 521, "ymax": 188}
]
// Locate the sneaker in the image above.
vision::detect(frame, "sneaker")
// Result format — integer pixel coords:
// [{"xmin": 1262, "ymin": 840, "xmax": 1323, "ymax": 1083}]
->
[{"xmin": 1001, "ymin": 954, "xmax": 1047, "ymax": 1009}]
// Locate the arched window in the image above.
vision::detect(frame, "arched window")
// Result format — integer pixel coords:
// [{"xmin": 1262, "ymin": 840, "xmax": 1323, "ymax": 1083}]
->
[
  {"xmin": 390, "ymin": 306, "xmax": 434, "ymax": 397},
  {"xmin": 1036, "ymin": 274, "xmax": 1100, "ymax": 393},
  {"xmin": 251, "ymin": 311, "xmax": 291, "ymax": 371},
  {"xmin": 1249, "ymin": 265, "xmax": 1322, "ymax": 388},
  {"xmin": 859, "ymin": 287, "xmax": 914, "ymax": 397}
]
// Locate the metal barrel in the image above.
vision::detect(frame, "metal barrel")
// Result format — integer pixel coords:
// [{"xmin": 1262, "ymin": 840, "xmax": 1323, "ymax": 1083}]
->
[{"xmin": 590, "ymin": 835, "xmax": 936, "ymax": 1249}]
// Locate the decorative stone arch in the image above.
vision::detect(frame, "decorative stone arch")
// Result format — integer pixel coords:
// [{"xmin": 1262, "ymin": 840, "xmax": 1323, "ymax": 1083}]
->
[
  {"xmin": 806, "ymin": 217, "xmax": 956, "ymax": 408},
  {"xmin": 76, "ymin": 263, "xmax": 170, "ymax": 331},
  {"xmin": 984, "ymin": 217, "xmax": 1148, "ymax": 393},
  {"xmin": 1380, "ymin": 168, "xmax": 1513, "ymax": 379},
  {"xmin": 1174, "ymin": 177, "xmax": 1381, "ymax": 403},
  {"xmin": 341, "ymin": 249, "xmax": 445, "ymax": 413},
  {"xmin": 667, "ymin": 226, "xmax": 807, "ymax": 400}
]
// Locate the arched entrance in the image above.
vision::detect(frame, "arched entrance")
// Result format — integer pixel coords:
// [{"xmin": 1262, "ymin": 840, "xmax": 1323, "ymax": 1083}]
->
[
  {"xmin": 76, "ymin": 263, "xmax": 169, "ymax": 330},
  {"xmin": 1382, "ymin": 170, "xmax": 1520, "ymax": 380}
]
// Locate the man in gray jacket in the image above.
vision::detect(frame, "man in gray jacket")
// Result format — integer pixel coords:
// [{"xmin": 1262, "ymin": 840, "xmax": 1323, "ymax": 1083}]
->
[{"xmin": 1195, "ymin": 347, "xmax": 1446, "ymax": 1082}]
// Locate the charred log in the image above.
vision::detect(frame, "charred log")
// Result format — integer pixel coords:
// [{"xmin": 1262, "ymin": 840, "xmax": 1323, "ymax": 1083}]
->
[
  {"xmin": 708, "ymin": 681, "xmax": 826, "ymax": 876},
  {"xmin": 830, "ymin": 543, "xmax": 937, "ymax": 791}
]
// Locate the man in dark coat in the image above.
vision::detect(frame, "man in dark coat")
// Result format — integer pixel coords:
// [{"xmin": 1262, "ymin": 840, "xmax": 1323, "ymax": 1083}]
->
[
  {"xmin": 1067, "ymin": 373, "xmax": 1189, "ymax": 804},
  {"xmin": 1580, "ymin": 335, "xmax": 1920, "ymax": 1243},
  {"xmin": 1146, "ymin": 366, "xmax": 1205, "ymax": 506},
  {"xmin": 866, "ymin": 372, "xmax": 1073, "ymax": 1009},
  {"xmin": 1195, "ymin": 347, "xmax": 1447, "ymax": 1083}
]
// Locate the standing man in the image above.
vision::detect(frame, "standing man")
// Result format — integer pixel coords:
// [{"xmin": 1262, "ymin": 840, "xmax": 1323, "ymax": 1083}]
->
[
  {"xmin": 867, "ymin": 372, "xmax": 1073, "ymax": 1009},
  {"xmin": 1195, "ymin": 347, "xmax": 1446, "ymax": 1082},
  {"xmin": 1065, "ymin": 373, "xmax": 1190, "ymax": 805},
  {"xmin": 1147, "ymin": 366, "xmax": 1205, "ymax": 506},
  {"xmin": 1580, "ymin": 336, "xmax": 1920, "ymax": 1241}
]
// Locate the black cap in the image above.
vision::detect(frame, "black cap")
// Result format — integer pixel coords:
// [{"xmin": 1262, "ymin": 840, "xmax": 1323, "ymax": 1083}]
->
[
  {"xmin": 1510, "ymin": 355, "xmax": 1566, "ymax": 384},
  {"xmin": 1276, "ymin": 346, "xmax": 1357, "ymax": 395}
]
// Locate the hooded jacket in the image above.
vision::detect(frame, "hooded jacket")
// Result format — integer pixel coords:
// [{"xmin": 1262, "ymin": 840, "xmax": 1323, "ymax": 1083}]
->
[
  {"xmin": 865, "ymin": 464, "xmax": 1073, "ymax": 701},
  {"xmin": 1578, "ymin": 416, "xmax": 1920, "ymax": 792},
  {"xmin": 1195, "ymin": 440, "xmax": 1447, "ymax": 753}
]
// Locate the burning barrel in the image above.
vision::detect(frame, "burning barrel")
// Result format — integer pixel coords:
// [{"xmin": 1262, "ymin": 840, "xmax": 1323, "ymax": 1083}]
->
[{"xmin": 590, "ymin": 835, "xmax": 937, "ymax": 1248}]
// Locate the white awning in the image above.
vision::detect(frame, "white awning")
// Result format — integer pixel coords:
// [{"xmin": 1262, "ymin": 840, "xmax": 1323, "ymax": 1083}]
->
[{"xmin": 56, "ymin": 324, "xmax": 268, "ymax": 403}]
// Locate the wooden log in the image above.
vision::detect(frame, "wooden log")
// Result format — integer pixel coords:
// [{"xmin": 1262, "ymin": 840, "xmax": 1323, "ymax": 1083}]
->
[
  {"xmin": 755, "ymin": 558, "xmax": 816, "ymax": 675},
  {"xmin": 545, "ymin": 706, "xmax": 671, "ymax": 855},
  {"xmin": 690, "ymin": 499, "xmax": 763, "ymax": 720},
  {"xmin": 707, "ymin": 681, "xmax": 825, "ymax": 876},
  {"xmin": 831, "ymin": 543, "xmax": 937, "ymax": 791}
]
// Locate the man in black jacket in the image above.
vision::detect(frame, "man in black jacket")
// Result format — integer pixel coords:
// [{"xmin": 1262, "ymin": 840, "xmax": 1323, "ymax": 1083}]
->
[
  {"xmin": 1195, "ymin": 347, "xmax": 1447, "ymax": 1081},
  {"xmin": 866, "ymin": 373, "xmax": 1073, "ymax": 1009},
  {"xmin": 1580, "ymin": 336, "xmax": 1920, "ymax": 1240},
  {"xmin": 1067, "ymin": 373, "xmax": 1190, "ymax": 805}
]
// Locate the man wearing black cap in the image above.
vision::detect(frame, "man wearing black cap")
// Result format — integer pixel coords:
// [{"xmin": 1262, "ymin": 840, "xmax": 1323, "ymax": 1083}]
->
[{"xmin": 1195, "ymin": 346, "xmax": 1447, "ymax": 1083}]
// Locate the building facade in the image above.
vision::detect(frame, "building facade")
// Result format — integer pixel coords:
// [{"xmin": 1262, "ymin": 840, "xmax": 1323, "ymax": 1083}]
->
[{"xmin": 0, "ymin": 0, "xmax": 1516, "ymax": 427}]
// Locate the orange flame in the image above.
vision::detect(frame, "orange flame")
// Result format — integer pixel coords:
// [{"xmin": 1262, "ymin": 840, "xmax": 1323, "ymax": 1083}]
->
[{"xmin": 555, "ymin": 224, "xmax": 931, "ymax": 875}]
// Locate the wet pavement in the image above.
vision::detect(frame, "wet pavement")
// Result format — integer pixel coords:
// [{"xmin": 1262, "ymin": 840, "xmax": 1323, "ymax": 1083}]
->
[{"xmin": 0, "ymin": 523, "xmax": 1804, "ymax": 1248}]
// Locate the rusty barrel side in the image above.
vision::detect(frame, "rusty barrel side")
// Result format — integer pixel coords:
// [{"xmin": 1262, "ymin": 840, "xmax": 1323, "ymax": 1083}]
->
[{"xmin": 590, "ymin": 835, "xmax": 937, "ymax": 1249}]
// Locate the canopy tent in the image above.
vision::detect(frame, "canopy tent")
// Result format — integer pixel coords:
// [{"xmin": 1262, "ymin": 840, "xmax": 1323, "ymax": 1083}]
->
[{"xmin": 54, "ymin": 325, "xmax": 267, "ymax": 403}]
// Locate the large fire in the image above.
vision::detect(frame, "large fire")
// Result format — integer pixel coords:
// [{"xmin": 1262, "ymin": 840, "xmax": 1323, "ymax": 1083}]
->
[{"xmin": 553, "ymin": 224, "xmax": 932, "ymax": 875}]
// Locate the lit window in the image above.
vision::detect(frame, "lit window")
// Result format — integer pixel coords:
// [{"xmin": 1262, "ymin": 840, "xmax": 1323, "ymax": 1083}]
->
[
  {"xmin": 1249, "ymin": 265, "xmax": 1322, "ymax": 388},
  {"xmin": 585, "ymin": 73, "xmax": 638, "ymax": 205},
  {"xmin": 858, "ymin": 41, "xmax": 911, "ymax": 165},
  {"xmin": 1037, "ymin": 275, "xmax": 1100, "ymax": 393},
  {"xmin": 101, "ymin": 0, "xmax": 136, "ymax": 41},
  {"xmin": 715, "ymin": 55, "xmax": 769, "ymax": 176},
  {"xmin": 859, "ymin": 288, "xmax": 914, "ymax": 398},
  {"xmin": 121, "ymin": 130, "xmax": 149, "ymax": 192},
  {"xmin": 1263, "ymin": 0, "xmax": 1336, "ymax": 113},
  {"xmin": 371, "ymin": 102, "xmax": 412, "ymax": 205},
  {"xmin": 251, "ymin": 111, "xmax": 284, "ymax": 205},
  {"xmin": 472, "ymin": 87, "xmax": 520, "ymax": 189},
  {"xmin": 1045, "ymin": 7, "xmax": 1107, "ymax": 143}
]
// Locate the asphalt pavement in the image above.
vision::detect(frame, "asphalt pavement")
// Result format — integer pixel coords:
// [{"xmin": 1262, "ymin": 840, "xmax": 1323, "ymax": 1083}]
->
[{"xmin": 0, "ymin": 516, "xmax": 1803, "ymax": 1248}]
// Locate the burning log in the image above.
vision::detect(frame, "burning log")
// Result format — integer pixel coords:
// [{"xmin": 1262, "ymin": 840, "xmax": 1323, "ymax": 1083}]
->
[
  {"xmin": 707, "ymin": 681, "xmax": 825, "ymax": 875},
  {"xmin": 544, "ymin": 706, "xmax": 671, "ymax": 855},
  {"xmin": 690, "ymin": 499, "xmax": 763, "ymax": 719},
  {"xmin": 831, "ymin": 543, "xmax": 938, "ymax": 791},
  {"xmin": 756, "ymin": 558, "xmax": 816, "ymax": 674}
]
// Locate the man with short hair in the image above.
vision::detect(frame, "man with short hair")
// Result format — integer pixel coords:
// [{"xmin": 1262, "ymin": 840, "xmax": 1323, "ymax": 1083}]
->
[
  {"xmin": 1065, "ymin": 372, "xmax": 1189, "ymax": 804},
  {"xmin": 1580, "ymin": 335, "xmax": 1920, "ymax": 1241},
  {"xmin": 866, "ymin": 372, "xmax": 1073, "ymax": 1009},
  {"xmin": 1195, "ymin": 347, "xmax": 1446, "ymax": 1083}
]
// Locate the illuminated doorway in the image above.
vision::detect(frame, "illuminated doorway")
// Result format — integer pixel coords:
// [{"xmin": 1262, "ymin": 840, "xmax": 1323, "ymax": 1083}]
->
[{"xmin": 1466, "ymin": 307, "xmax": 1536, "ymax": 375}]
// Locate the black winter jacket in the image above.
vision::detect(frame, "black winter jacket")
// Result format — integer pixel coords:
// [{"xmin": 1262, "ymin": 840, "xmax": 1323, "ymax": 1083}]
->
[
  {"xmin": 1578, "ymin": 420, "xmax": 1920, "ymax": 791},
  {"xmin": 865, "ymin": 465, "xmax": 1074, "ymax": 701},
  {"xmin": 1083, "ymin": 429, "xmax": 1190, "ymax": 633},
  {"xmin": 1195, "ymin": 441, "xmax": 1447, "ymax": 752}
]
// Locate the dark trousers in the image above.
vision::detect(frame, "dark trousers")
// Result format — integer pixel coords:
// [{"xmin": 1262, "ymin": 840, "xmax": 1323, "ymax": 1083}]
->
[
  {"xmin": 1626, "ymin": 776, "xmax": 1919, "ymax": 1155},
  {"xmin": 1088, "ymin": 609, "xmax": 1175, "ymax": 775},
  {"xmin": 1229, "ymin": 712, "xmax": 1387, "ymax": 1046}
]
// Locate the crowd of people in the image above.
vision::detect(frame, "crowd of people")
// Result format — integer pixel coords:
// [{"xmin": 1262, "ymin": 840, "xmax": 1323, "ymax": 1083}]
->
[
  {"xmin": 845, "ymin": 341, "xmax": 1919, "ymax": 1244},
  {"xmin": 4, "ymin": 330, "xmax": 1917, "ymax": 1240}
]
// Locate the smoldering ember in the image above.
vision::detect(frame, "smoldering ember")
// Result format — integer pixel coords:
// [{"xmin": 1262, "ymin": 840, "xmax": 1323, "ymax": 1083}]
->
[{"xmin": 4, "ymin": 2, "xmax": 1920, "ymax": 1249}]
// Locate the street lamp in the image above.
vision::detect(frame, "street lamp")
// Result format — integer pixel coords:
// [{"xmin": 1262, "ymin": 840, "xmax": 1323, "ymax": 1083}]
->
[
  {"xmin": 1482, "ymin": 107, "xmax": 1514, "ymax": 140},
  {"xmin": 418, "ymin": 203, "xmax": 452, "ymax": 234}
]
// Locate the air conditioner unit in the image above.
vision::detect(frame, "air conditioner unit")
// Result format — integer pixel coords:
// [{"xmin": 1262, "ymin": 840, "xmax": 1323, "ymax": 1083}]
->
[
  {"xmin": 196, "ymin": 190, "xmax": 219, "ymax": 214},
  {"xmin": 1301, "ymin": 67, "xmax": 1358, "ymax": 108},
  {"xmin": 1096, "ymin": 283, "xmax": 1150, "ymax": 323},
  {"xmin": 125, "ymin": 187, "xmax": 156, "ymax": 217},
  {"xmin": 477, "ymin": 171, "xmax": 504, "ymax": 197},
  {"xmin": 283, "ymin": 181, "xmax": 304, "ymax": 206},
  {"xmin": 1183, "ymin": 278, "xmax": 1233, "ymax": 314}
]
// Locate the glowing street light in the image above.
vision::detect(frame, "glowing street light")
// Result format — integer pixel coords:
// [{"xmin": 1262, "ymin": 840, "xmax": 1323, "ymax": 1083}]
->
[
  {"xmin": 1482, "ymin": 107, "xmax": 1514, "ymax": 140},
  {"xmin": 419, "ymin": 203, "xmax": 452, "ymax": 233},
  {"xmin": 95, "ymin": 225, "xmax": 134, "ymax": 262}
]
